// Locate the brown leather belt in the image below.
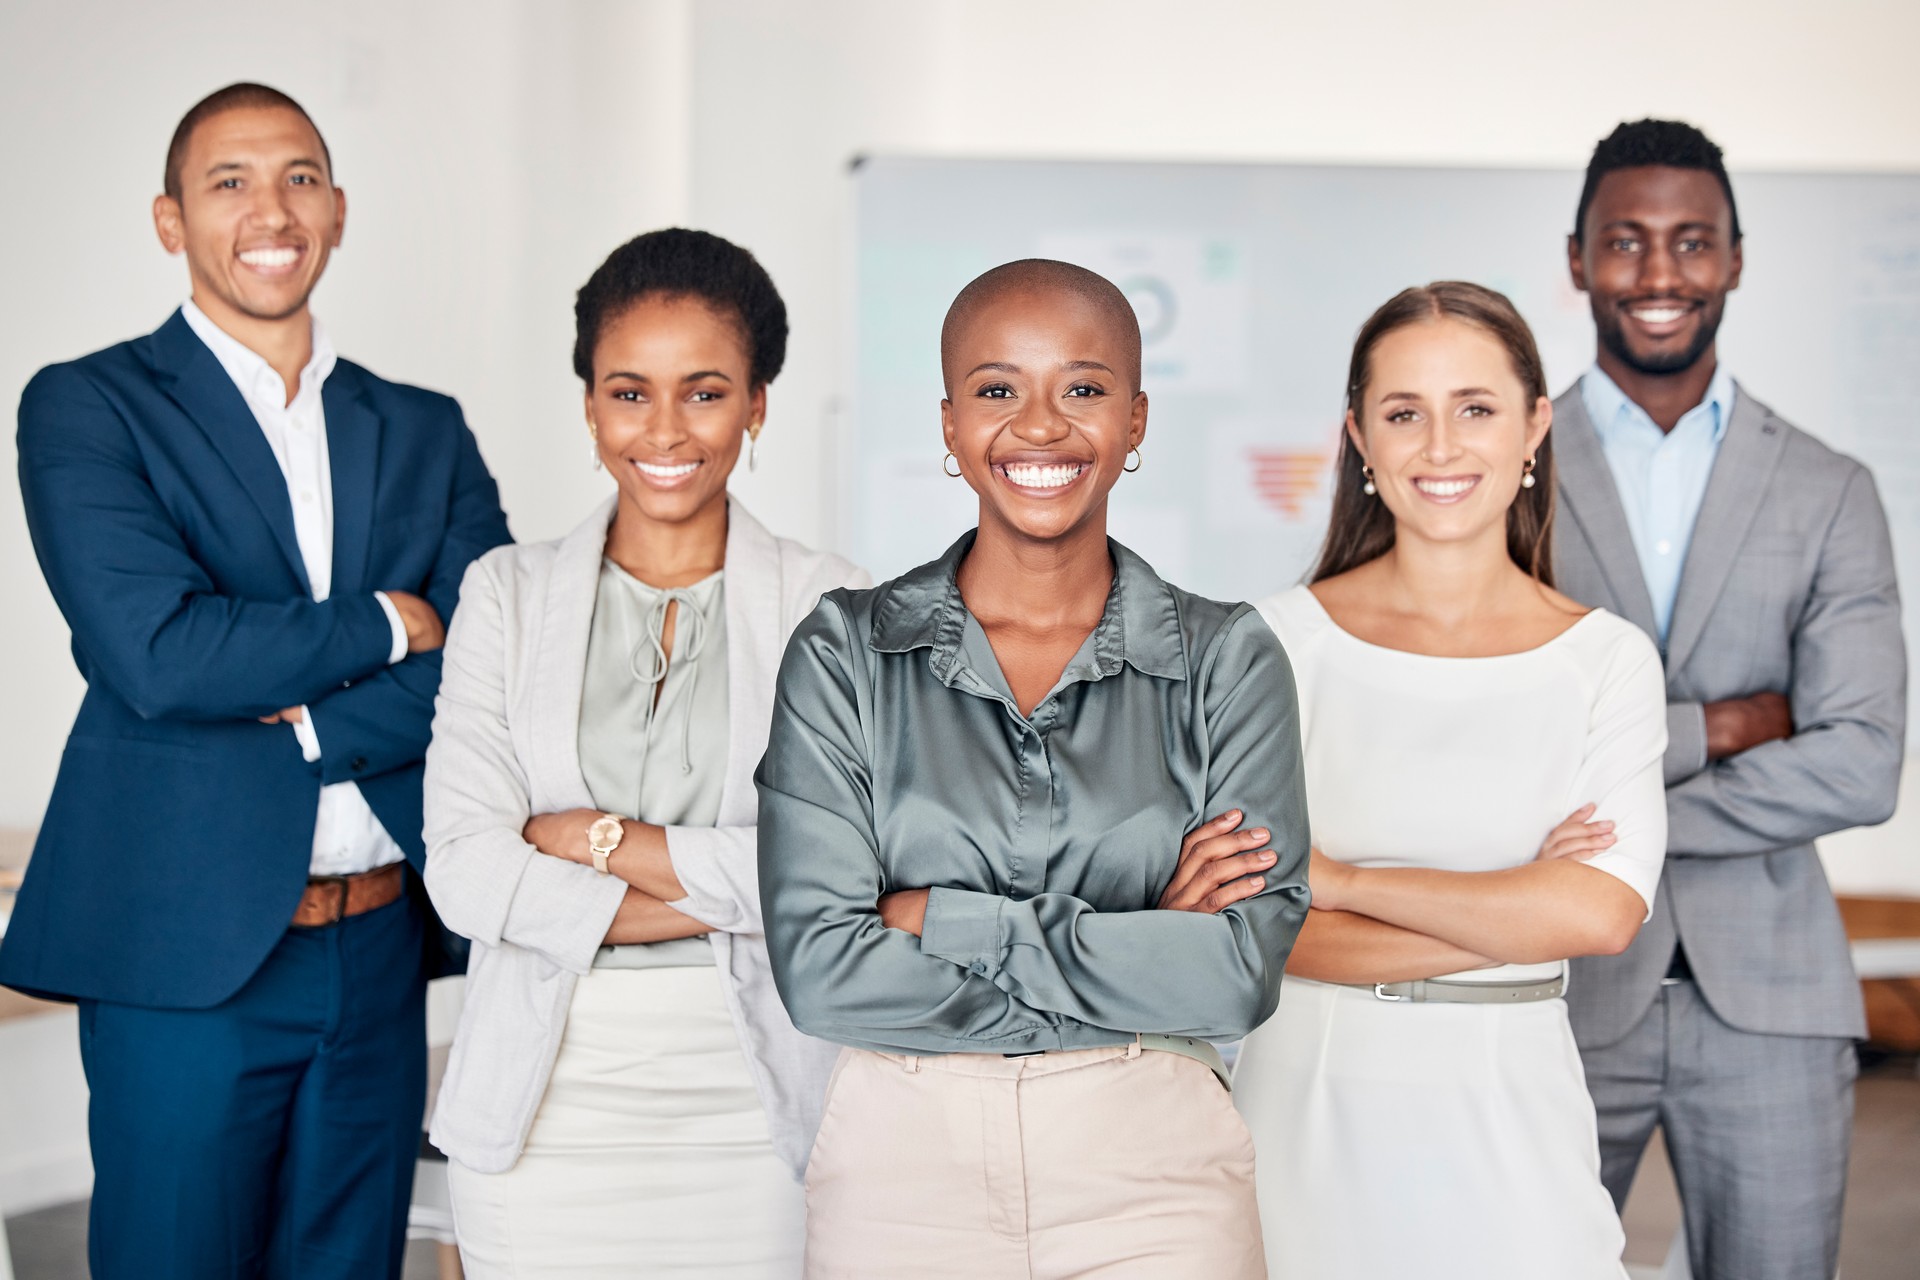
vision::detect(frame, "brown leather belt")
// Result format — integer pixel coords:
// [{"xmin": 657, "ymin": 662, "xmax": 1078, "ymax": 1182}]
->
[{"xmin": 291, "ymin": 862, "xmax": 405, "ymax": 928}]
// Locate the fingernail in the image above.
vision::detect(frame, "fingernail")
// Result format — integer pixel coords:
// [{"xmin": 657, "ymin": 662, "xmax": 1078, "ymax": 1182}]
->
[
  {"xmin": 1251, "ymin": 829, "xmax": 1269, "ymax": 842},
  {"xmin": 1259, "ymin": 852, "xmax": 1276, "ymax": 864},
  {"xmin": 1249, "ymin": 878, "xmax": 1265, "ymax": 890}
]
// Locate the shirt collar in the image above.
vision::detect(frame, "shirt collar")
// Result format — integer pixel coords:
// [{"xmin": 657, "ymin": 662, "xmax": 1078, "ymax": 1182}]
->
[
  {"xmin": 1581, "ymin": 360, "xmax": 1735, "ymax": 445},
  {"xmin": 181, "ymin": 298, "xmax": 337, "ymax": 414},
  {"xmin": 869, "ymin": 529, "xmax": 1188, "ymax": 683}
]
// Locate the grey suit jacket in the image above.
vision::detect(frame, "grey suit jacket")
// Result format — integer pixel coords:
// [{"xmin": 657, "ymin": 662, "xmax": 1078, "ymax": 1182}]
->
[{"xmin": 1552, "ymin": 381, "xmax": 1905, "ymax": 1046}]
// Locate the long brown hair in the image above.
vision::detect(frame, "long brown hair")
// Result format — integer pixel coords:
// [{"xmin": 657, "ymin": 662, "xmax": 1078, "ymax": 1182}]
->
[{"xmin": 1310, "ymin": 281, "xmax": 1556, "ymax": 586}]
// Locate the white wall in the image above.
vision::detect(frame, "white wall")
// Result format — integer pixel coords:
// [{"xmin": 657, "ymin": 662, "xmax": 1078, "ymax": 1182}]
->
[{"xmin": 2, "ymin": 0, "xmax": 1915, "ymax": 889}]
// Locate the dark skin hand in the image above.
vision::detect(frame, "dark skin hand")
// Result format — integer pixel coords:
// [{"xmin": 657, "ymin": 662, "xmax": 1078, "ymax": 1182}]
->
[
  {"xmin": 1704, "ymin": 690, "xmax": 1793, "ymax": 760},
  {"xmin": 878, "ymin": 810, "xmax": 1273, "ymax": 937}
]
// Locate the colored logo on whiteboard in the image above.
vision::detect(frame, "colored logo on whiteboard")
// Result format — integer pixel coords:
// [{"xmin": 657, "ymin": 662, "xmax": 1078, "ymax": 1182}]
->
[{"xmin": 1248, "ymin": 449, "xmax": 1330, "ymax": 519}]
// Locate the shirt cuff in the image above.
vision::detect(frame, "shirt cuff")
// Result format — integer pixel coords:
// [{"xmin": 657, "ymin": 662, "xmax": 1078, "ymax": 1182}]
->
[
  {"xmin": 1664, "ymin": 701, "xmax": 1708, "ymax": 786},
  {"xmin": 291, "ymin": 708, "xmax": 322, "ymax": 764},
  {"xmin": 373, "ymin": 591, "xmax": 408, "ymax": 665},
  {"xmin": 919, "ymin": 887, "xmax": 1006, "ymax": 976}
]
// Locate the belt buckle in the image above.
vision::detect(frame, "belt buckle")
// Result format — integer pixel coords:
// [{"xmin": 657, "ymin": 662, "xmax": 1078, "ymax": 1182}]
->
[
  {"xmin": 1372, "ymin": 983, "xmax": 1406, "ymax": 1002},
  {"xmin": 1003, "ymin": 1049, "xmax": 1046, "ymax": 1059},
  {"xmin": 309, "ymin": 874, "xmax": 350, "ymax": 925}
]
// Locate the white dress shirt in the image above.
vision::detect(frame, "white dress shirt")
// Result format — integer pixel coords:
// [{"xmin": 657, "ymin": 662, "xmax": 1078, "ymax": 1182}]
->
[{"xmin": 182, "ymin": 300, "xmax": 410, "ymax": 876}]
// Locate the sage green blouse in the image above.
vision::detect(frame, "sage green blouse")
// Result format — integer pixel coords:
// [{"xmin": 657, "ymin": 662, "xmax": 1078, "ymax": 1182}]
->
[
  {"xmin": 756, "ymin": 532, "xmax": 1312, "ymax": 1055},
  {"xmin": 580, "ymin": 561, "xmax": 726, "ymax": 969}
]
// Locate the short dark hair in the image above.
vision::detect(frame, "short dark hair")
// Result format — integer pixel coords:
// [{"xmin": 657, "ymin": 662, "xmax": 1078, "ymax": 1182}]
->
[
  {"xmin": 572, "ymin": 228, "xmax": 788, "ymax": 387},
  {"xmin": 1573, "ymin": 118, "xmax": 1740, "ymax": 245},
  {"xmin": 940, "ymin": 258, "xmax": 1143, "ymax": 394},
  {"xmin": 164, "ymin": 82, "xmax": 331, "ymax": 202}
]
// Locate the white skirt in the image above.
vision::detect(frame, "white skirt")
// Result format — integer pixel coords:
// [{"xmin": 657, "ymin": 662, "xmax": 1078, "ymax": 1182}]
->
[
  {"xmin": 447, "ymin": 965, "xmax": 804, "ymax": 1279},
  {"xmin": 1233, "ymin": 976, "xmax": 1627, "ymax": 1280}
]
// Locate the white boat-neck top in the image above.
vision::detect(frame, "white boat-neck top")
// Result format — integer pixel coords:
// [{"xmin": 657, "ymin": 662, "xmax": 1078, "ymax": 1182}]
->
[{"xmin": 1255, "ymin": 584, "xmax": 1669, "ymax": 983}]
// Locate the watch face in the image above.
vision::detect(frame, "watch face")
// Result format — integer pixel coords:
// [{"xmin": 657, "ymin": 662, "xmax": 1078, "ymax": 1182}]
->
[{"xmin": 588, "ymin": 817, "xmax": 622, "ymax": 847}]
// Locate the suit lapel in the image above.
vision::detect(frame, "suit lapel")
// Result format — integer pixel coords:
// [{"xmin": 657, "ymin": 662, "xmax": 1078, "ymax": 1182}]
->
[
  {"xmin": 324, "ymin": 367, "xmax": 381, "ymax": 597},
  {"xmin": 150, "ymin": 311, "xmax": 309, "ymax": 592},
  {"xmin": 1663, "ymin": 386, "xmax": 1790, "ymax": 675},
  {"xmin": 529, "ymin": 498, "xmax": 616, "ymax": 813},
  {"xmin": 1551, "ymin": 388, "xmax": 1660, "ymax": 639}
]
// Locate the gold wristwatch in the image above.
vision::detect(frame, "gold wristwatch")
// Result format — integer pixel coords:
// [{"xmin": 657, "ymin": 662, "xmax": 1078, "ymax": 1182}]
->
[{"xmin": 586, "ymin": 813, "xmax": 625, "ymax": 875}]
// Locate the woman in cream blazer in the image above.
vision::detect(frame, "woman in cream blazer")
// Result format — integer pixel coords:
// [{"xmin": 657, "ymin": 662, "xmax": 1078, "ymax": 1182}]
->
[{"xmin": 424, "ymin": 229, "xmax": 865, "ymax": 1279}]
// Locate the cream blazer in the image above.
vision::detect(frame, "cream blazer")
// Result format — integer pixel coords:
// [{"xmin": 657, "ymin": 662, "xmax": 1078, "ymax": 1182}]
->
[{"xmin": 423, "ymin": 496, "xmax": 866, "ymax": 1175}]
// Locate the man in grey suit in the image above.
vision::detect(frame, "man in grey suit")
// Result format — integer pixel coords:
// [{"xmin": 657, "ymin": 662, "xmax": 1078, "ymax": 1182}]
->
[{"xmin": 1551, "ymin": 118, "xmax": 1906, "ymax": 1280}]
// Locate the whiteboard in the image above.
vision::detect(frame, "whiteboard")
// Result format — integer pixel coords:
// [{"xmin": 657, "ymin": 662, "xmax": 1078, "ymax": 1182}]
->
[{"xmin": 848, "ymin": 157, "xmax": 1920, "ymax": 747}]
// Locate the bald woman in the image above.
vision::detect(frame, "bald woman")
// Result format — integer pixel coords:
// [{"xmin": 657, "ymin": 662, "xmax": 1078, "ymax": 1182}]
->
[{"xmin": 755, "ymin": 260, "xmax": 1310, "ymax": 1278}]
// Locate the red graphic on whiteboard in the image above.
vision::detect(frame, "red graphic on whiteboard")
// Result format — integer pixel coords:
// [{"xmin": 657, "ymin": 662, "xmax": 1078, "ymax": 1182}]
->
[{"xmin": 1248, "ymin": 449, "xmax": 1331, "ymax": 519}]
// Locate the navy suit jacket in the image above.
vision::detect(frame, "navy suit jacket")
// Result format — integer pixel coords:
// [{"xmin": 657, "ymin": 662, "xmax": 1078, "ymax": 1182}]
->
[{"xmin": 1, "ymin": 309, "xmax": 512, "ymax": 1008}]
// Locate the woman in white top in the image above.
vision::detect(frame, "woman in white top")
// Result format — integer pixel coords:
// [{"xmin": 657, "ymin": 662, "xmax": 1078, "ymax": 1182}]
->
[
  {"xmin": 1233, "ymin": 282, "xmax": 1668, "ymax": 1280},
  {"xmin": 423, "ymin": 229, "xmax": 865, "ymax": 1278}
]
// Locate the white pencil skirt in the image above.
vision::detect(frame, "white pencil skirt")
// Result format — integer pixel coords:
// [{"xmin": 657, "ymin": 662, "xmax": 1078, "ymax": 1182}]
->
[
  {"xmin": 447, "ymin": 965, "xmax": 804, "ymax": 1279},
  {"xmin": 1233, "ymin": 976, "xmax": 1628, "ymax": 1280}
]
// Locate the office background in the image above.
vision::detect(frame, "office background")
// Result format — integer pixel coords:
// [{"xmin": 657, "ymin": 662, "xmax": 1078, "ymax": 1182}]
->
[
  {"xmin": 5, "ymin": 0, "xmax": 1915, "ymax": 894},
  {"xmin": 0, "ymin": 3, "xmax": 1916, "ymax": 1276}
]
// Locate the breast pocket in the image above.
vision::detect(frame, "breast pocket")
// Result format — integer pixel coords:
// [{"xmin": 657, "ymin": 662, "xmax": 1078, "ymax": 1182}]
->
[{"xmin": 1701, "ymin": 534, "xmax": 1812, "ymax": 691}]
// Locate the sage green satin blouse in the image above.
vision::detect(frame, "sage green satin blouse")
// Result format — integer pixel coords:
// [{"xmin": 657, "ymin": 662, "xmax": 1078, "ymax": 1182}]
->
[
  {"xmin": 580, "ymin": 561, "xmax": 725, "ymax": 969},
  {"xmin": 755, "ymin": 532, "xmax": 1311, "ymax": 1055}
]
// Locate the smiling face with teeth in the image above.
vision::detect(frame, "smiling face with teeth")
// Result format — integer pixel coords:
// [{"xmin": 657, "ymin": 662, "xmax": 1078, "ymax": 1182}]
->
[
  {"xmin": 586, "ymin": 293, "xmax": 765, "ymax": 547},
  {"xmin": 1570, "ymin": 165, "xmax": 1742, "ymax": 389},
  {"xmin": 153, "ymin": 105, "xmax": 344, "ymax": 344},
  {"xmin": 1348, "ymin": 317, "xmax": 1551, "ymax": 557},
  {"xmin": 940, "ymin": 285, "xmax": 1147, "ymax": 550}
]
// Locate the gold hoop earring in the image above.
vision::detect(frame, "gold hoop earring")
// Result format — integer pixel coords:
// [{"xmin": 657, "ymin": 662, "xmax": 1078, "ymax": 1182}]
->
[
  {"xmin": 1520, "ymin": 457, "xmax": 1536, "ymax": 489},
  {"xmin": 1361, "ymin": 464, "xmax": 1376, "ymax": 496},
  {"xmin": 943, "ymin": 452, "xmax": 962, "ymax": 478},
  {"xmin": 1123, "ymin": 447, "xmax": 1143, "ymax": 473},
  {"xmin": 748, "ymin": 421, "xmax": 762, "ymax": 473},
  {"xmin": 588, "ymin": 427, "xmax": 602, "ymax": 472}
]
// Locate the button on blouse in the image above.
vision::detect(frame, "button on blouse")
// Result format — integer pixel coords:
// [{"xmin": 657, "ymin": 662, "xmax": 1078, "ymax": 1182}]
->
[{"xmin": 755, "ymin": 532, "xmax": 1312, "ymax": 1056}]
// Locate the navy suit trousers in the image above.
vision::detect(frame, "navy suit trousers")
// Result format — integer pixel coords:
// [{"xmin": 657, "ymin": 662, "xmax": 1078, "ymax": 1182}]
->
[{"xmin": 78, "ymin": 893, "xmax": 427, "ymax": 1280}]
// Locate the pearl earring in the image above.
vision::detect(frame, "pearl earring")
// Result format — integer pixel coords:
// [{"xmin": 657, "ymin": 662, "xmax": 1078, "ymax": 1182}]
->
[
  {"xmin": 588, "ymin": 428, "xmax": 602, "ymax": 472},
  {"xmin": 1520, "ymin": 457, "xmax": 1536, "ymax": 489},
  {"xmin": 1361, "ymin": 465, "xmax": 1377, "ymax": 496},
  {"xmin": 748, "ymin": 421, "xmax": 762, "ymax": 473}
]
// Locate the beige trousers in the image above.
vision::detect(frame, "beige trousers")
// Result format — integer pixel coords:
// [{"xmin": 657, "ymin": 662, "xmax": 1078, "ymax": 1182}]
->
[{"xmin": 803, "ymin": 1042, "xmax": 1266, "ymax": 1279}]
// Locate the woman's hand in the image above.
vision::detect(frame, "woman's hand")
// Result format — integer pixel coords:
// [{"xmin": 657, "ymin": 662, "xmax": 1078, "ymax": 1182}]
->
[
  {"xmin": 878, "ymin": 889, "xmax": 930, "ymax": 937},
  {"xmin": 522, "ymin": 808, "xmax": 603, "ymax": 865},
  {"xmin": 1158, "ymin": 810, "xmax": 1277, "ymax": 913},
  {"xmin": 1533, "ymin": 803, "xmax": 1616, "ymax": 863},
  {"xmin": 1305, "ymin": 847, "xmax": 1357, "ymax": 912}
]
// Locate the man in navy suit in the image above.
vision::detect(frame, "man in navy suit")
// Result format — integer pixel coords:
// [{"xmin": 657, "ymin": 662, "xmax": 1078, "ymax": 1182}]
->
[{"xmin": 1, "ymin": 83, "xmax": 512, "ymax": 1279}]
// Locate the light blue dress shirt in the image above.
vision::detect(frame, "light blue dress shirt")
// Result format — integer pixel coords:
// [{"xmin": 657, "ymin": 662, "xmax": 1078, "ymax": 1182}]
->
[{"xmin": 1581, "ymin": 363, "xmax": 1736, "ymax": 645}]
